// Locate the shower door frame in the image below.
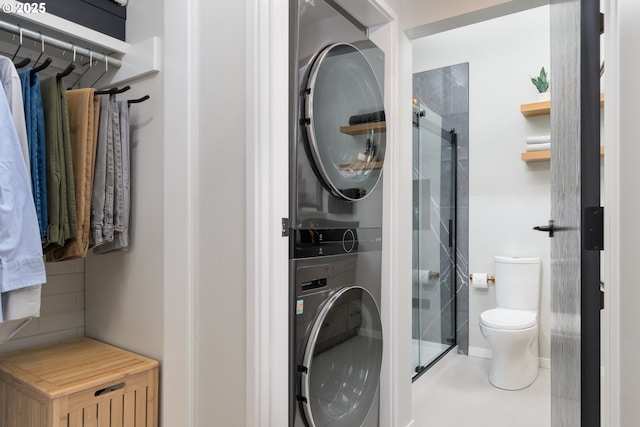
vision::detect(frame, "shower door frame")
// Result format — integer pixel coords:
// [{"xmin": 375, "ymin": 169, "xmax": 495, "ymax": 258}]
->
[{"xmin": 411, "ymin": 102, "xmax": 458, "ymax": 380}]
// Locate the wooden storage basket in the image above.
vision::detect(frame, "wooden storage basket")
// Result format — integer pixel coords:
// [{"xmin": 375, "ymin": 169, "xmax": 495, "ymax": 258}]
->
[{"xmin": 0, "ymin": 338, "xmax": 159, "ymax": 427}]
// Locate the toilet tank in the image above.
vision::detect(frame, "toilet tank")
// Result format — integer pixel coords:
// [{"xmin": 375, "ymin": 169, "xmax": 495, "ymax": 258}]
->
[{"xmin": 494, "ymin": 256, "xmax": 541, "ymax": 310}]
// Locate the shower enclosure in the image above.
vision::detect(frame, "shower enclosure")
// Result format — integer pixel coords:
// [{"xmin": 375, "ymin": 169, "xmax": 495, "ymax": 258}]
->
[{"xmin": 411, "ymin": 100, "xmax": 457, "ymax": 378}]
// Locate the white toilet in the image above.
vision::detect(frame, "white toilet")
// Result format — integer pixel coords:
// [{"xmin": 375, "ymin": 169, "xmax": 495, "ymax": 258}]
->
[{"xmin": 479, "ymin": 256, "xmax": 541, "ymax": 390}]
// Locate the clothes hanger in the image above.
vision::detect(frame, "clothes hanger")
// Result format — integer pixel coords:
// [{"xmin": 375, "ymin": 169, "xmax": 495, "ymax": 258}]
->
[
  {"xmin": 90, "ymin": 56, "xmax": 109, "ymax": 88},
  {"xmin": 11, "ymin": 29, "xmax": 31, "ymax": 69},
  {"xmin": 68, "ymin": 51, "xmax": 94, "ymax": 90},
  {"xmin": 30, "ymin": 57, "xmax": 52, "ymax": 76},
  {"xmin": 29, "ymin": 35, "xmax": 52, "ymax": 76},
  {"xmin": 127, "ymin": 95, "xmax": 150, "ymax": 105},
  {"xmin": 57, "ymin": 62, "xmax": 76, "ymax": 79},
  {"xmin": 11, "ymin": 29, "xmax": 23, "ymax": 61},
  {"xmin": 57, "ymin": 46, "xmax": 76, "ymax": 79},
  {"xmin": 31, "ymin": 34, "xmax": 45, "ymax": 68},
  {"xmin": 14, "ymin": 57, "xmax": 31, "ymax": 69}
]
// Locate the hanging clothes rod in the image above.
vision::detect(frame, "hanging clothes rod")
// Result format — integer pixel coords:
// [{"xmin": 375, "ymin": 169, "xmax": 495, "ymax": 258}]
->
[{"xmin": 0, "ymin": 19, "xmax": 122, "ymax": 68}]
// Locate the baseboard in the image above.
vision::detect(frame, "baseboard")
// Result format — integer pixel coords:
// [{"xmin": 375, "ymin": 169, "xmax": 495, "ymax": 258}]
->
[
  {"xmin": 469, "ymin": 346, "xmax": 551, "ymax": 369},
  {"xmin": 468, "ymin": 346, "xmax": 492, "ymax": 359}
]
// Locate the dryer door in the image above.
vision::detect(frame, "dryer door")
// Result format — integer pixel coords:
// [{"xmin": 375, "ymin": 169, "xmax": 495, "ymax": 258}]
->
[
  {"xmin": 300, "ymin": 286, "xmax": 383, "ymax": 427},
  {"xmin": 303, "ymin": 43, "xmax": 386, "ymax": 201}
]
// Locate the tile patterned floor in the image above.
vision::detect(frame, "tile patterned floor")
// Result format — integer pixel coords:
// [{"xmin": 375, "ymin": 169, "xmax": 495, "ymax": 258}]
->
[{"xmin": 412, "ymin": 354, "xmax": 550, "ymax": 427}]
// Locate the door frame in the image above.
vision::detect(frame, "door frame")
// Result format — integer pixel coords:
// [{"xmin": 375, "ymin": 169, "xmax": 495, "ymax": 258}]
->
[
  {"xmin": 245, "ymin": 0, "xmax": 621, "ymax": 426},
  {"xmin": 602, "ymin": 0, "xmax": 620, "ymax": 426}
]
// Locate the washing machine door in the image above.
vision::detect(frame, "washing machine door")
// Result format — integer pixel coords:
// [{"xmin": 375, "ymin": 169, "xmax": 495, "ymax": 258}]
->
[
  {"xmin": 303, "ymin": 43, "xmax": 386, "ymax": 201},
  {"xmin": 300, "ymin": 286, "xmax": 383, "ymax": 427}
]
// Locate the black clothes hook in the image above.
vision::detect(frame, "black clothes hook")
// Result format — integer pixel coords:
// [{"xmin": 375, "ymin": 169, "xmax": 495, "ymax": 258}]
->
[
  {"xmin": 57, "ymin": 63, "xmax": 76, "ymax": 79},
  {"xmin": 127, "ymin": 95, "xmax": 149, "ymax": 105},
  {"xmin": 94, "ymin": 85, "xmax": 131, "ymax": 96},
  {"xmin": 14, "ymin": 57, "xmax": 30, "ymax": 69},
  {"xmin": 58, "ymin": 46, "xmax": 76, "ymax": 79},
  {"xmin": 30, "ymin": 57, "xmax": 52, "ymax": 76}
]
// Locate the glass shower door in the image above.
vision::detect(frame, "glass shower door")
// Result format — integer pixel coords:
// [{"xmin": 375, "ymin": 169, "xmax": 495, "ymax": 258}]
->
[{"xmin": 412, "ymin": 101, "xmax": 457, "ymax": 378}]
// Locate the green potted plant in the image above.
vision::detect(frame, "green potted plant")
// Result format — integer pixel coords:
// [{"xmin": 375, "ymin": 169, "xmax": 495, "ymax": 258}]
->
[{"xmin": 531, "ymin": 67, "xmax": 550, "ymax": 101}]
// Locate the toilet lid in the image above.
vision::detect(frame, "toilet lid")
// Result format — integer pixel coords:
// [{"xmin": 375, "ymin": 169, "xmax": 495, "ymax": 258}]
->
[{"xmin": 480, "ymin": 308, "xmax": 537, "ymax": 330}]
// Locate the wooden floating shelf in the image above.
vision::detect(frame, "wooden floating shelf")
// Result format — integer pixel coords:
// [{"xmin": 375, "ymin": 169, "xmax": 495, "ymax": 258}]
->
[
  {"xmin": 339, "ymin": 121, "xmax": 386, "ymax": 135},
  {"xmin": 521, "ymin": 146, "xmax": 605, "ymax": 162},
  {"xmin": 520, "ymin": 93, "xmax": 605, "ymax": 117},
  {"xmin": 338, "ymin": 161, "xmax": 384, "ymax": 170}
]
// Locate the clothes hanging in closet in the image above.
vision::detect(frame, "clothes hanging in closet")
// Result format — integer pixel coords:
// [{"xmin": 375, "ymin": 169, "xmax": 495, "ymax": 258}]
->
[
  {"xmin": 0, "ymin": 58, "xmax": 44, "ymax": 342},
  {"xmin": 40, "ymin": 75, "xmax": 78, "ymax": 253},
  {"xmin": 0, "ymin": 85, "xmax": 46, "ymax": 324},
  {"xmin": 91, "ymin": 93, "xmax": 132, "ymax": 253},
  {"xmin": 91, "ymin": 95, "xmax": 115, "ymax": 248},
  {"xmin": 47, "ymin": 88, "xmax": 100, "ymax": 261},
  {"xmin": 0, "ymin": 57, "xmax": 29, "ymax": 177},
  {"xmin": 93, "ymin": 100, "xmax": 130, "ymax": 253},
  {"xmin": 19, "ymin": 68, "xmax": 48, "ymax": 241}
]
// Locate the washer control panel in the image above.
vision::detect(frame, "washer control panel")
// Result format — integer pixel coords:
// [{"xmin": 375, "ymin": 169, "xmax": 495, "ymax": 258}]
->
[{"xmin": 292, "ymin": 228, "xmax": 358, "ymax": 258}]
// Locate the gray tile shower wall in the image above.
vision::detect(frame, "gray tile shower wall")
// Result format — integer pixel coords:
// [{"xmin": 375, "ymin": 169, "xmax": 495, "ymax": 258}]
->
[{"xmin": 413, "ymin": 63, "xmax": 470, "ymax": 355}]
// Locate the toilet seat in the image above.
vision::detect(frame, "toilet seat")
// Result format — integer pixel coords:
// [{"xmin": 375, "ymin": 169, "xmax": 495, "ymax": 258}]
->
[{"xmin": 480, "ymin": 308, "xmax": 536, "ymax": 330}]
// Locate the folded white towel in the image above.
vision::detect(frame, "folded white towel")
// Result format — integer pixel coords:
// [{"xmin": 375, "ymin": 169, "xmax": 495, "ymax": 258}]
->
[
  {"xmin": 526, "ymin": 135, "xmax": 551, "ymax": 144},
  {"xmin": 526, "ymin": 142, "xmax": 551, "ymax": 151}
]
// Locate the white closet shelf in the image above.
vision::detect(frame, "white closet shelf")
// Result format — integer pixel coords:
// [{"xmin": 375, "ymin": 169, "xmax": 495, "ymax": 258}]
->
[{"xmin": 0, "ymin": 2, "xmax": 161, "ymax": 88}]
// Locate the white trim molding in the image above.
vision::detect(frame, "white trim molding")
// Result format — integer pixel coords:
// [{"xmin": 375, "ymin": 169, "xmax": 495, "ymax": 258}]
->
[
  {"xmin": 246, "ymin": 0, "xmax": 289, "ymax": 426},
  {"xmin": 603, "ymin": 0, "xmax": 620, "ymax": 426},
  {"xmin": 162, "ymin": 0, "xmax": 198, "ymax": 426}
]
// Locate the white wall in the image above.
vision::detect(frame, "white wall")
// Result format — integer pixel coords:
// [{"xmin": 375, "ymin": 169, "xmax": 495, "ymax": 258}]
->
[
  {"xmin": 412, "ymin": 6, "xmax": 552, "ymax": 361},
  {"xmin": 194, "ymin": 1, "xmax": 247, "ymax": 426},
  {"xmin": 0, "ymin": 260, "xmax": 85, "ymax": 353},
  {"xmin": 84, "ymin": 0, "xmax": 164, "ymax": 361}
]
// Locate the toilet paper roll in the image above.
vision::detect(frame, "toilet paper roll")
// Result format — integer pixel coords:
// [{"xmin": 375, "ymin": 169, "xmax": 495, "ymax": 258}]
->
[
  {"xmin": 417, "ymin": 270, "xmax": 432, "ymax": 286},
  {"xmin": 472, "ymin": 273, "xmax": 489, "ymax": 289}
]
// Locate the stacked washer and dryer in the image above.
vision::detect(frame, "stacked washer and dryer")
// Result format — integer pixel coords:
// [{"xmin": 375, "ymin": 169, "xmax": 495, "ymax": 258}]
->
[{"xmin": 289, "ymin": 1, "xmax": 387, "ymax": 426}]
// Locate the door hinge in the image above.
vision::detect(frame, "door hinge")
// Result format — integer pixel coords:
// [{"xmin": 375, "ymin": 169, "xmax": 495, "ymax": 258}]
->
[
  {"xmin": 282, "ymin": 218, "xmax": 290, "ymax": 237},
  {"xmin": 583, "ymin": 207, "xmax": 604, "ymax": 250}
]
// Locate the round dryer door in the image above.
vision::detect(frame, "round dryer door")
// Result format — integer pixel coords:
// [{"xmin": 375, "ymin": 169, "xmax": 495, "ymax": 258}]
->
[
  {"xmin": 300, "ymin": 286, "xmax": 383, "ymax": 427},
  {"xmin": 303, "ymin": 43, "xmax": 386, "ymax": 201}
]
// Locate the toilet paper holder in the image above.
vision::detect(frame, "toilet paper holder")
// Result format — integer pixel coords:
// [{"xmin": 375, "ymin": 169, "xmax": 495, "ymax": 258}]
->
[{"xmin": 469, "ymin": 273, "xmax": 496, "ymax": 283}]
